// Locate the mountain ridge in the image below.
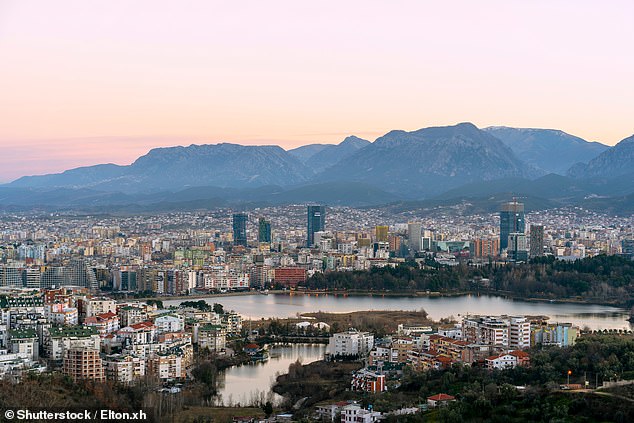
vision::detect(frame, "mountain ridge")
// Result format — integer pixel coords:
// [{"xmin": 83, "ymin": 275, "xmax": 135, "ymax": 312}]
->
[
  {"xmin": 567, "ymin": 134, "xmax": 634, "ymax": 179},
  {"xmin": 314, "ymin": 122, "xmax": 538, "ymax": 197},
  {"xmin": 4, "ymin": 123, "xmax": 633, "ymax": 213},
  {"xmin": 484, "ymin": 126, "xmax": 608, "ymax": 175}
]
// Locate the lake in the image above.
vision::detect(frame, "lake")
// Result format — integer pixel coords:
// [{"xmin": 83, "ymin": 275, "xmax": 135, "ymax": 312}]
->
[
  {"xmin": 165, "ymin": 293, "xmax": 632, "ymax": 331},
  {"xmin": 214, "ymin": 343, "xmax": 326, "ymax": 406}
]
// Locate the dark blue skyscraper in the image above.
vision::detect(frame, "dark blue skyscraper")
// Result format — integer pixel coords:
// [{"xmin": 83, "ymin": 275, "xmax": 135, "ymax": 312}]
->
[
  {"xmin": 233, "ymin": 213, "xmax": 248, "ymax": 246},
  {"xmin": 500, "ymin": 201, "xmax": 525, "ymax": 252},
  {"xmin": 258, "ymin": 217, "xmax": 271, "ymax": 243},
  {"xmin": 307, "ymin": 205, "xmax": 326, "ymax": 247}
]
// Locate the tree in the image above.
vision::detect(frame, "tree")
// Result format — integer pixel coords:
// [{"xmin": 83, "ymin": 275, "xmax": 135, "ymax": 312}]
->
[
  {"xmin": 146, "ymin": 299, "xmax": 164, "ymax": 309},
  {"xmin": 262, "ymin": 401, "xmax": 273, "ymax": 418}
]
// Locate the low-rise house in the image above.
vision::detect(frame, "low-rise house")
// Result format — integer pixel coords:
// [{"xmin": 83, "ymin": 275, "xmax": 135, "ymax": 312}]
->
[
  {"xmin": 315, "ymin": 401, "xmax": 350, "ymax": 422},
  {"xmin": 340, "ymin": 404, "xmax": 382, "ymax": 423},
  {"xmin": 485, "ymin": 350, "xmax": 530, "ymax": 370},
  {"xmin": 427, "ymin": 393, "xmax": 456, "ymax": 408}
]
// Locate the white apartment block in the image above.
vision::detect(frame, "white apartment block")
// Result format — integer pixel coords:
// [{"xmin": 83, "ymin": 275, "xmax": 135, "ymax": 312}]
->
[
  {"xmin": 154, "ymin": 314, "xmax": 185, "ymax": 333},
  {"xmin": 198, "ymin": 324, "xmax": 226, "ymax": 352},
  {"xmin": 148, "ymin": 354, "xmax": 184, "ymax": 380},
  {"xmin": 9, "ymin": 329, "xmax": 39, "ymax": 360},
  {"xmin": 45, "ymin": 304, "xmax": 79, "ymax": 326},
  {"xmin": 328, "ymin": 329, "xmax": 374, "ymax": 357},
  {"xmin": 462, "ymin": 315, "xmax": 531, "ymax": 349},
  {"xmin": 199, "ymin": 266, "xmax": 249, "ymax": 291},
  {"xmin": 341, "ymin": 404, "xmax": 382, "ymax": 423},
  {"xmin": 80, "ymin": 297, "xmax": 116, "ymax": 320},
  {"xmin": 104, "ymin": 354, "xmax": 146, "ymax": 383},
  {"xmin": 46, "ymin": 327, "xmax": 101, "ymax": 361},
  {"xmin": 509, "ymin": 316, "xmax": 531, "ymax": 349}
]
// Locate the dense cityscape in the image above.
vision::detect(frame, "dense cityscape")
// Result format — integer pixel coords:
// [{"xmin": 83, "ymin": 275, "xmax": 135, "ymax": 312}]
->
[
  {"xmin": 1, "ymin": 203, "xmax": 633, "ymax": 295},
  {"xmin": 0, "ymin": 203, "xmax": 633, "ymax": 421},
  {"xmin": 2, "ymin": 1, "xmax": 634, "ymax": 421}
]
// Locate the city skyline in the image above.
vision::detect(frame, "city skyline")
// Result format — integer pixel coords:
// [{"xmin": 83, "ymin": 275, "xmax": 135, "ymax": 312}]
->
[{"xmin": 1, "ymin": 1, "xmax": 633, "ymax": 181}]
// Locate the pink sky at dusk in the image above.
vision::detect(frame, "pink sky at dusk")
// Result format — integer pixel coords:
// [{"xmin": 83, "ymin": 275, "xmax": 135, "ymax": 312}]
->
[{"xmin": 1, "ymin": 0, "xmax": 633, "ymax": 182}]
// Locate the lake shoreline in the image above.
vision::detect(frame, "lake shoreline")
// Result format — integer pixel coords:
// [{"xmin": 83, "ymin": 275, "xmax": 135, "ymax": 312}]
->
[{"xmin": 153, "ymin": 289, "xmax": 628, "ymax": 309}]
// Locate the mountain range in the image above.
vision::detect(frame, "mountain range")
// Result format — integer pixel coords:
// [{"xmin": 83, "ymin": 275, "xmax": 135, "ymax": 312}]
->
[
  {"xmin": 483, "ymin": 126, "xmax": 609, "ymax": 175},
  {"xmin": 2, "ymin": 122, "xmax": 633, "ymax": 214}
]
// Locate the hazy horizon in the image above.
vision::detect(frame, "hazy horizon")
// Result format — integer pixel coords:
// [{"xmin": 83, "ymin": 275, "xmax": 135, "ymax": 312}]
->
[{"xmin": 1, "ymin": 0, "xmax": 633, "ymax": 181}]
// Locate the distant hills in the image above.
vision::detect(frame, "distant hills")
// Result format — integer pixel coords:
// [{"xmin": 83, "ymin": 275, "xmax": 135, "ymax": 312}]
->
[
  {"xmin": 2, "ymin": 122, "xmax": 633, "ymax": 214},
  {"xmin": 484, "ymin": 126, "xmax": 608, "ymax": 175},
  {"xmin": 0, "ymin": 182, "xmax": 399, "ymax": 211},
  {"xmin": 567, "ymin": 134, "xmax": 634, "ymax": 179},
  {"xmin": 10, "ymin": 144, "xmax": 311, "ymax": 192},
  {"xmin": 315, "ymin": 122, "xmax": 538, "ymax": 197},
  {"xmin": 289, "ymin": 136, "xmax": 370, "ymax": 172}
]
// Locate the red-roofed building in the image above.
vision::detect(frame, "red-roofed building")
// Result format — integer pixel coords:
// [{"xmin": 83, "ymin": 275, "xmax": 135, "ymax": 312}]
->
[
  {"xmin": 83, "ymin": 311, "xmax": 120, "ymax": 335},
  {"xmin": 119, "ymin": 321, "xmax": 156, "ymax": 345},
  {"xmin": 486, "ymin": 350, "xmax": 530, "ymax": 370},
  {"xmin": 427, "ymin": 393, "xmax": 455, "ymax": 408},
  {"xmin": 243, "ymin": 343, "xmax": 261, "ymax": 355},
  {"xmin": 509, "ymin": 350, "xmax": 531, "ymax": 367},
  {"xmin": 435, "ymin": 355, "xmax": 453, "ymax": 369}
]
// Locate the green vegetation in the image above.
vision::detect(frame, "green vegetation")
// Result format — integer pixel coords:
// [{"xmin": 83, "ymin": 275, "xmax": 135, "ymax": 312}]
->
[
  {"xmin": 171, "ymin": 406, "xmax": 265, "ymax": 423},
  {"xmin": 376, "ymin": 334, "xmax": 634, "ymax": 422},
  {"xmin": 304, "ymin": 255, "xmax": 634, "ymax": 305},
  {"xmin": 270, "ymin": 334, "xmax": 634, "ymax": 421},
  {"xmin": 146, "ymin": 299, "xmax": 164, "ymax": 309},
  {"xmin": 179, "ymin": 300, "xmax": 226, "ymax": 313},
  {"xmin": 0, "ymin": 373, "xmax": 156, "ymax": 418},
  {"xmin": 180, "ymin": 299, "xmax": 212, "ymax": 311},
  {"xmin": 273, "ymin": 360, "xmax": 363, "ymax": 415}
]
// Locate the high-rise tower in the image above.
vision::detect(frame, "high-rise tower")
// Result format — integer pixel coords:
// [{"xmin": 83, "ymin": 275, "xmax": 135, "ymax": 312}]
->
[
  {"xmin": 307, "ymin": 205, "xmax": 326, "ymax": 247},
  {"xmin": 529, "ymin": 225, "xmax": 544, "ymax": 258},
  {"xmin": 407, "ymin": 222, "xmax": 422, "ymax": 252},
  {"xmin": 258, "ymin": 217, "xmax": 271, "ymax": 243},
  {"xmin": 232, "ymin": 213, "xmax": 248, "ymax": 247},
  {"xmin": 500, "ymin": 201, "xmax": 525, "ymax": 253},
  {"xmin": 375, "ymin": 225, "xmax": 389, "ymax": 243}
]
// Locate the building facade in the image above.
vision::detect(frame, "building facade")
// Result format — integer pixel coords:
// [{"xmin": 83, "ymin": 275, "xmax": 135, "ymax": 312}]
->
[
  {"xmin": 307, "ymin": 206, "xmax": 326, "ymax": 247},
  {"xmin": 530, "ymin": 225, "xmax": 545, "ymax": 258},
  {"xmin": 258, "ymin": 218, "xmax": 271, "ymax": 243},
  {"xmin": 232, "ymin": 213, "xmax": 248, "ymax": 247},
  {"xmin": 500, "ymin": 201, "xmax": 525, "ymax": 253}
]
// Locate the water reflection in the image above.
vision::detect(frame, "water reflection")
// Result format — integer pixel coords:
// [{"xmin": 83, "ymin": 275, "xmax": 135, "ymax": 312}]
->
[
  {"xmin": 165, "ymin": 293, "xmax": 632, "ymax": 331},
  {"xmin": 214, "ymin": 344, "xmax": 326, "ymax": 406}
]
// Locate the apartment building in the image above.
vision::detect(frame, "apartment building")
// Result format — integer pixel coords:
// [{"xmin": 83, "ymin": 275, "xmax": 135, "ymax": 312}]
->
[{"xmin": 63, "ymin": 347, "xmax": 105, "ymax": 382}]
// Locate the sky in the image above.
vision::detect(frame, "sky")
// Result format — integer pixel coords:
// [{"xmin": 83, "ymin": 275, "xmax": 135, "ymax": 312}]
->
[{"xmin": 1, "ymin": 0, "xmax": 633, "ymax": 182}]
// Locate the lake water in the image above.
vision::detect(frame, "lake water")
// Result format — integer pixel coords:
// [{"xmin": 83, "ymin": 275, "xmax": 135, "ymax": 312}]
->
[
  {"xmin": 214, "ymin": 343, "xmax": 326, "ymax": 406},
  {"xmin": 165, "ymin": 293, "xmax": 632, "ymax": 331}
]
